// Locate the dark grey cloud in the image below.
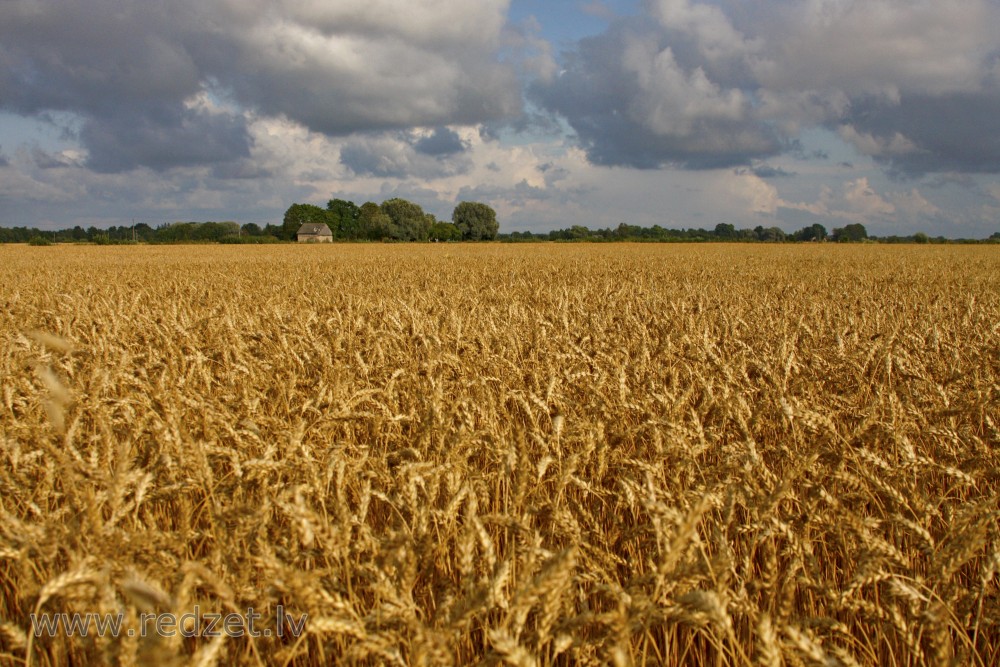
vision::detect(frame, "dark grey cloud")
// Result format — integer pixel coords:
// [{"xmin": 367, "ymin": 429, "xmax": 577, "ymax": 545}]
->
[
  {"xmin": 80, "ymin": 105, "xmax": 252, "ymax": 173},
  {"xmin": 30, "ymin": 149, "xmax": 77, "ymax": 170},
  {"xmin": 0, "ymin": 147, "xmax": 9, "ymax": 168},
  {"xmin": 478, "ymin": 109, "xmax": 567, "ymax": 144},
  {"xmin": 0, "ymin": 4, "xmax": 200, "ymax": 117},
  {"xmin": 0, "ymin": 0, "xmax": 519, "ymax": 172},
  {"xmin": 210, "ymin": 159, "xmax": 273, "ymax": 181},
  {"xmin": 340, "ymin": 139, "xmax": 408, "ymax": 179},
  {"xmin": 340, "ymin": 131, "xmax": 472, "ymax": 179},
  {"xmin": 414, "ymin": 128, "xmax": 467, "ymax": 156},
  {"xmin": 457, "ymin": 179, "xmax": 569, "ymax": 208},
  {"xmin": 753, "ymin": 165, "xmax": 792, "ymax": 179},
  {"xmin": 0, "ymin": 2, "xmax": 235, "ymax": 172},
  {"xmin": 840, "ymin": 93, "xmax": 1000, "ymax": 176},
  {"xmin": 735, "ymin": 164, "xmax": 793, "ymax": 179}
]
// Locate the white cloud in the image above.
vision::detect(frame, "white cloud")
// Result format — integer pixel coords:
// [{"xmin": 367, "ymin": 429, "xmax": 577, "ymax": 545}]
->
[
  {"xmin": 648, "ymin": 0, "xmax": 756, "ymax": 62},
  {"xmin": 843, "ymin": 177, "xmax": 895, "ymax": 218},
  {"xmin": 725, "ymin": 173, "xmax": 781, "ymax": 215},
  {"xmin": 890, "ymin": 188, "xmax": 941, "ymax": 220},
  {"xmin": 752, "ymin": 0, "xmax": 998, "ymax": 98},
  {"xmin": 720, "ymin": 173, "xmax": 947, "ymax": 232},
  {"xmin": 624, "ymin": 36, "xmax": 747, "ymax": 137}
]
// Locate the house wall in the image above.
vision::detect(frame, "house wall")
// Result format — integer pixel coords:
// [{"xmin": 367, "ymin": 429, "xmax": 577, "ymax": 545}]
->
[{"xmin": 297, "ymin": 234, "xmax": 332, "ymax": 243}]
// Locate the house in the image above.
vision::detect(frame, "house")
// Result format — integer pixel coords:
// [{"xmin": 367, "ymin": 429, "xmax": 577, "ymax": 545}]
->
[{"xmin": 296, "ymin": 223, "xmax": 333, "ymax": 243}]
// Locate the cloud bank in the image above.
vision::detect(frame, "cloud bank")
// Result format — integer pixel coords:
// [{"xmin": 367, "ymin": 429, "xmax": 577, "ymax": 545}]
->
[
  {"xmin": 531, "ymin": 0, "xmax": 1000, "ymax": 174},
  {"xmin": 0, "ymin": 0, "xmax": 518, "ymax": 172}
]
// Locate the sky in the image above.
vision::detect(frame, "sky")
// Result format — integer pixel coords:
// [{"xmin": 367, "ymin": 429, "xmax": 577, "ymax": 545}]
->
[{"xmin": 2, "ymin": 0, "xmax": 1000, "ymax": 237}]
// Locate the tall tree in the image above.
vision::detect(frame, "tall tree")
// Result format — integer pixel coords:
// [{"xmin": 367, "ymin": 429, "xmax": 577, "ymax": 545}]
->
[
  {"xmin": 832, "ymin": 223, "xmax": 868, "ymax": 242},
  {"xmin": 452, "ymin": 201, "xmax": 498, "ymax": 240},
  {"xmin": 429, "ymin": 221, "xmax": 461, "ymax": 241},
  {"xmin": 381, "ymin": 198, "xmax": 431, "ymax": 241},
  {"xmin": 714, "ymin": 222, "xmax": 736, "ymax": 239},
  {"xmin": 795, "ymin": 223, "xmax": 828, "ymax": 242},
  {"xmin": 359, "ymin": 202, "xmax": 393, "ymax": 240},
  {"xmin": 327, "ymin": 198, "xmax": 361, "ymax": 239}
]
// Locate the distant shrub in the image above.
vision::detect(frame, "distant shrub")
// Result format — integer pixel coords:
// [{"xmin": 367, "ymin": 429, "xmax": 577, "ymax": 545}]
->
[
  {"xmin": 218, "ymin": 235, "xmax": 282, "ymax": 244},
  {"xmin": 28, "ymin": 236, "xmax": 52, "ymax": 246}
]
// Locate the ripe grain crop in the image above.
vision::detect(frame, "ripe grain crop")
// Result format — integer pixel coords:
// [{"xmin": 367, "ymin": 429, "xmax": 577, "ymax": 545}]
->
[{"xmin": 0, "ymin": 243, "xmax": 997, "ymax": 666}]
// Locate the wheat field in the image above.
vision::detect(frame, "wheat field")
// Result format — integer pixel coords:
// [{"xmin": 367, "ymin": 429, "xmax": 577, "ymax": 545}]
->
[{"xmin": 0, "ymin": 243, "xmax": 997, "ymax": 666}]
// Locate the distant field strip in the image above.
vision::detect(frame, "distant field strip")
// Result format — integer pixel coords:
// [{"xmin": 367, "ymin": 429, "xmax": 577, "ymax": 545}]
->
[{"xmin": 1, "ymin": 244, "xmax": 998, "ymax": 666}]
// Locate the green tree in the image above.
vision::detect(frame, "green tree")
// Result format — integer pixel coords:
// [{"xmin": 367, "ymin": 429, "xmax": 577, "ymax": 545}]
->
[
  {"xmin": 452, "ymin": 201, "xmax": 499, "ymax": 240},
  {"xmin": 241, "ymin": 223, "xmax": 263, "ymax": 236},
  {"xmin": 429, "ymin": 221, "xmax": 462, "ymax": 241},
  {"xmin": 381, "ymin": 198, "xmax": 431, "ymax": 241},
  {"xmin": 832, "ymin": 223, "xmax": 868, "ymax": 243},
  {"xmin": 794, "ymin": 223, "xmax": 828, "ymax": 242},
  {"xmin": 191, "ymin": 221, "xmax": 233, "ymax": 241},
  {"xmin": 327, "ymin": 198, "xmax": 362, "ymax": 239},
  {"xmin": 282, "ymin": 203, "xmax": 330, "ymax": 241},
  {"xmin": 714, "ymin": 222, "xmax": 736, "ymax": 239},
  {"xmin": 758, "ymin": 226, "xmax": 786, "ymax": 242},
  {"xmin": 913, "ymin": 232, "xmax": 929, "ymax": 244},
  {"xmin": 358, "ymin": 202, "xmax": 393, "ymax": 240},
  {"xmin": 158, "ymin": 222, "xmax": 196, "ymax": 242},
  {"xmin": 134, "ymin": 223, "xmax": 154, "ymax": 242}
]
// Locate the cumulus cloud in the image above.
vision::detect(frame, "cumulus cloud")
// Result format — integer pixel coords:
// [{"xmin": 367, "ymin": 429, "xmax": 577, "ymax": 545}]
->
[
  {"xmin": 216, "ymin": 1, "xmax": 520, "ymax": 135},
  {"xmin": 749, "ymin": 0, "xmax": 995, "ymax": 98},
  {"xmin": 532, "ymin": 0, "xmax": 1000, "ymax": 174},
  {"xmin": 842, "ymin": 177, "xmax": 896, "ymax": 218},
  {"xmin": 648, "ymin": 0, "xmax": 756, "ymax": 63},
  {"xmin": 0, "ymin": 0, "xmax": 519, "ymax": 172},
  {"xmin": 530, "ymin": 20, "xmax": 782, "ymax": 169}
]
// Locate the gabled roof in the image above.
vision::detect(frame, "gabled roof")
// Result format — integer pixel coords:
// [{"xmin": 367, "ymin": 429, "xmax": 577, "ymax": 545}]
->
[{"xmin": 297, "ymin": 222, "xmax": 332, "ymax": 236}]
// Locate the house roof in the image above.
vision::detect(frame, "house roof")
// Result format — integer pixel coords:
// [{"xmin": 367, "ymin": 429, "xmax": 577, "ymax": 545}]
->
[{"xmin": 297, "ymin": 222, "xmax": 332, "ymax": 236}]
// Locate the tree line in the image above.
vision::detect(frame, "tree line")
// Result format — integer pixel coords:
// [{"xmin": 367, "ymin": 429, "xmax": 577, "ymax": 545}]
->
[
  {"xmin": 0, "ymin": 198, "xmax": 499, "ymax": 245},
  {"xmin": 2, "ymin": 199, "xmax": 998, "ymax": 244},
  {"xmin": 280, "ymin": 199, "xmax": 499, "ymax": 242},
  {"xmin": 503, "ymin": 223, "xmax": 999, "ymax": 244}
]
